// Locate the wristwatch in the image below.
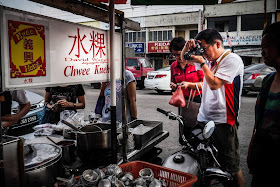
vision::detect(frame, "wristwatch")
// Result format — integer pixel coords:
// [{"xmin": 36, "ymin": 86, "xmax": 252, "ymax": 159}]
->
[
  {"xmin": 73, "ymin": 103, "xmax": 77, "ymax": 112},
  {"xmin": 200, "ymin": 62, "xmax": 206, "ymax": 68}
]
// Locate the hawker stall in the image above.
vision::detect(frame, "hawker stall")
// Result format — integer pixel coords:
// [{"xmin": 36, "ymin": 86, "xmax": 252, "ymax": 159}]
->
[{"xmin": 0, "ymin": 2, "xmax": 177, "ymax": 187}]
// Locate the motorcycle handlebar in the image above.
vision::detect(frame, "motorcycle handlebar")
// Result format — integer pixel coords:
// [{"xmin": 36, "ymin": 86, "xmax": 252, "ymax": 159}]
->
[{"xmin": 156, "ymin": 108, "xmax": 169, "ymax": 116}]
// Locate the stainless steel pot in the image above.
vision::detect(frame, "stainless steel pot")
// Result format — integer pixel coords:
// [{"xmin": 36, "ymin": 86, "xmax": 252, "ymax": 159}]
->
[
  {"xmin": 56, "ymin": 140, "xmax": 76, "ymax": 164},
  {"xmin": 76, "ymin": 123, "xmax": 112, "ymax": 152},
  {"xmin": 3, "ymin": 135, "xmax": 25, "ymax": 187},
  {"xmin": 24, "ymin": 143, "xmax": 62, "ymax": 187}
]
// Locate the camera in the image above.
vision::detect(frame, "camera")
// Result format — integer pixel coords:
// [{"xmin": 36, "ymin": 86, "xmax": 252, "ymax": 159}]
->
[{"xmin": 183, "ymin": 40, "xmax": 205, "ymax": 60}]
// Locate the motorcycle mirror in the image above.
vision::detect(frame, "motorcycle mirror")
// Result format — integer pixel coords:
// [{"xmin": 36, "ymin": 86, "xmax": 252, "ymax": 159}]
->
[{"xmin": 203, "ymin": 121, "xmax": 215, "ymax": 139}]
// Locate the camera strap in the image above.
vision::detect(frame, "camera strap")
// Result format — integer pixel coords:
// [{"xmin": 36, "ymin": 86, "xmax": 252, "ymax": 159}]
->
[{"xmin": 213, "ymin": 50, "xmax": 231, "ymax": 74}]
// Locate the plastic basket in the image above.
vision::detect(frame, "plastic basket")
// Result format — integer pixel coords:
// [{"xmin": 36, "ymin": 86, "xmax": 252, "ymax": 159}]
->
[{"xmin": 119, "ymin": 161, "xmax": 197, "ymax": 187}]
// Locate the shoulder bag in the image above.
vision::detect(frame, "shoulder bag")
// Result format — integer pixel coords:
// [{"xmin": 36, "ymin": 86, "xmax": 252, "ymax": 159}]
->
[
  {"xmin": 180, "ymin": 83, "xmax": 202, "ymax": 130},
  {"xmin": 38, "ymin": 103, "xmax": 51, "ymax": 125}
]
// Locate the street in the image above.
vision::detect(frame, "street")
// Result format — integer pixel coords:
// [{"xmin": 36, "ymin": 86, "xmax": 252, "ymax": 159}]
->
[{"xmin": 29, "ymin": 85, "xmax": 257, "ymax": 186}]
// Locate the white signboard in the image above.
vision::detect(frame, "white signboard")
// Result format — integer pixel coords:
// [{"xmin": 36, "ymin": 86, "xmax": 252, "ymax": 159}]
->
[
  {"xmin": 0, "ymin": 7, "xmax": 122, "ymax": 90},
  {"xmin": 223, "ymin": 35, "xmax": 262, "ymax": 46}
]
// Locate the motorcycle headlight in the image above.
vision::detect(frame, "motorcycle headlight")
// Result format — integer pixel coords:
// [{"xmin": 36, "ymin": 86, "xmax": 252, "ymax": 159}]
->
[{"xmin": 38, "ymin": 100, "xmax": 45, "ymax": 108}]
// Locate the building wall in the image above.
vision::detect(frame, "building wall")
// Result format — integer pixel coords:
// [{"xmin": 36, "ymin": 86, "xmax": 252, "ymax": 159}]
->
[
  {"xmin": 204, "ymin": 0, "xmax": 276, "ymax": 17},
  {"xmin": 204, "ymin": 0, "xmax": 277, "ymax": 65},
  {"xmin": 115, "ymin": 0, "xmax": 202, "ymax": 18},
  {"xmin": 145, "ymin": 12, "xmax": 199, "ymax": 28},
  {"xmin": 125, "ymin": 0, "xmax": 277, "ymax": 68}
]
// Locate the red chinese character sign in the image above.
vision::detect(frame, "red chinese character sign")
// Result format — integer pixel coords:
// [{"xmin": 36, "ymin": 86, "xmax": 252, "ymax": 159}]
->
[
  {"xmin": 8, "ymin": 20, "xmax": 46, "ymax": 78},
  {"xmin": 148, "ymin": 42, "xmax": 170, "ymax": 53},
  {"xmin": 1, "ymin": 7, "xmax": 122, "ymax": 90}
]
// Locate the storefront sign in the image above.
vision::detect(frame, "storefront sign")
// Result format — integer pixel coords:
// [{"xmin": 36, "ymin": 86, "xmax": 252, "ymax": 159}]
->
[
  {"xmin": 223, "ymin": 35, "xmax": 262, "ymax": 46},
  {"xmin": 1, "ymin": 7, "xmax": 122, "ymax": 90},
  {"xmin": 126, "ymin": 42, "xmax": 145, "ymax": 53},
  {"xmin": 8, "ymin": 20, "xmax": 46, "ymax": 78},
  {"xmin": 148, "ymin": 42, "xmax": 170, "ymax": 53}
]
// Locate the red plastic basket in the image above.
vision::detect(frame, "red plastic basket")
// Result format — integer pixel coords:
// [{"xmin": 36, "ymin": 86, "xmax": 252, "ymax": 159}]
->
[{"xmin": 119, "ymin": 161, "xmax": 197, "ymax": 187}]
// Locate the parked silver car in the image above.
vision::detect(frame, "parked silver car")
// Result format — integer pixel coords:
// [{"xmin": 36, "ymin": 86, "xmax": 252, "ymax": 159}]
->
[
  {"xmin": 242, "ymin": 63, "xmax": 275, "ymax": 95},
  {"xmin": 7, "ymin": 90, "xmax": 45, "ymax": 136}
]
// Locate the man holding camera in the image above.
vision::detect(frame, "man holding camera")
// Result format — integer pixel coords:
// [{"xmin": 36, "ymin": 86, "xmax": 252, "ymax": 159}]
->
[{"xmin": 181, "ymin": 29, "xmax": 244, "ymax": 187}]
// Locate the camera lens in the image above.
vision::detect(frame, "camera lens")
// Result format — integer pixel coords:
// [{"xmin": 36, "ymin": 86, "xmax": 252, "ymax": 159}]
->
[{"xmin": 183, "ymin": 52, "xmax": 192, "ymax": 60}]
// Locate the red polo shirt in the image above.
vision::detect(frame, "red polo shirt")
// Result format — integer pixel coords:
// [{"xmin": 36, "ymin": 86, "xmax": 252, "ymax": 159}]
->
[{"xmin": 170, "ymin": 60, "xmax": 204, "ymax": 98}]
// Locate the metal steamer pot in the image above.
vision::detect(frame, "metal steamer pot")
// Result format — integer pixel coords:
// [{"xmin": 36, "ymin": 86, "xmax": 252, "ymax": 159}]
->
[
  {"xmin": 56, "ymin": 140, "xmax": 76, "ymax": 164},
  {"xmin": 24, "ymin": 143, "xmax": 62, "ymax": 187},
  {"xmin": 76, "ymin": 123, "xmax": 112, "ymax": 152}
]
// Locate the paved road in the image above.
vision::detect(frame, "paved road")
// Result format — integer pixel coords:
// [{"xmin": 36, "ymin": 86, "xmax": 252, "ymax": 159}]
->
[{"xmin": 29, "ymin": 85, "xmax": 257, "ymax": 186}]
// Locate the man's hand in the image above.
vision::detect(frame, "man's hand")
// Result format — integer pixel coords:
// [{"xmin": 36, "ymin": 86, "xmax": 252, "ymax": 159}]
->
[
  {"xmin": 189, "ymin": 55, "xmax": 205, "ymax": 65},
  {"xmin": 2, "ymin": 114, "xmax": 19, "ymax": 129},
  {"xmin": 181, "ymin": 39, "xmax": 197, "ymax": 64}
]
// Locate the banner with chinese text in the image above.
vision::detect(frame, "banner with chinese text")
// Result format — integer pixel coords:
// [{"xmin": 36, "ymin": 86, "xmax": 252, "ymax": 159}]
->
[
  {"xmin": 1, "ymin": 7, "xmax": 122, "ymax": 90},
  {"xmin": 9, "ymin": 20, "xmax": 46, "ymax": 79}
]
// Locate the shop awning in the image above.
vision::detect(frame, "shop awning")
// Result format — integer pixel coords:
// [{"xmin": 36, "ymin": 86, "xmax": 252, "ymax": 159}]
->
[
  {"xmin": 234, "ymin": 48, "xmax": 262, "ymax": 58},
  {"xmin": 131, "ymin": 0, "xmax": 218, "ymax": 5},
  {"xmin": 30, "ymin": 0, "xmax": 140, "ymax": 31}
]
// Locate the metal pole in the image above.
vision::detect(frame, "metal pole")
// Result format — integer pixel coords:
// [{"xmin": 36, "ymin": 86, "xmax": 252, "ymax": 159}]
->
[
  {"xmin": 0, "ymin": 107, "xmax": 5, "ymax": 187},
  {"xmin": 109, "ymin": 0, "xmax": 117, "ymax": 164},
  {"xmin": 0, "ymin": 28, "xmax": 5, "ymax": 187},
  {"xmin": 264, "ymin": 0, "xmax": 267, "ymax": 28},
  {"xmin": 121, "ymin": 15, "xmax": 128, "ymax": 163}
]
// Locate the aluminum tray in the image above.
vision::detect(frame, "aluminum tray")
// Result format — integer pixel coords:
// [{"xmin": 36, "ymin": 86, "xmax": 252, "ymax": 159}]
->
[{"xmin": 126, "ymin": 120, "xmax": 163, "ymax": 149}]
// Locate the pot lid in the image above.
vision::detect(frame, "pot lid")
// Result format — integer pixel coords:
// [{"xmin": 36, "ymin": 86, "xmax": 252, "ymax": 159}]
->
[{"xmin": 24, "ymin": 143, "xmax": 62, "ymax": 170}]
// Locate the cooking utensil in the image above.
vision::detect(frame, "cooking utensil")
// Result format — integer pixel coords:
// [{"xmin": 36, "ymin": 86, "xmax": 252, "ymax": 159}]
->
[
  {"xmin": 81, "ymin": 169, "xmax": 99, "ymax": 186},
  {"xmin": 149, "ymin": 179, "xmax": 162, "ymax": 187},
  {"xmin": 46, "ymin": 136, "xmax": 76, "ymax": 164},
  {"xmin": 61, "ymin": 119, "xmax": 84, "ymax": 133},
  {"xmin": 98, "ymin": 179, "xmax": 111, "ymax": 187},
  {"xmin": 76, "ymin": 123, "xmax": 112, "ymax": 155},
  {"xmin": 47, "ymin": 136, "xmax": 58, "ymax": 144},
  {"xmin": 24, "ymin": 143, "xmax": 62, "ymax": 187},
  {"xmin": 57, "ymin": 140, "xmax": 76, "ymax": 164},
  {"xmin": 94, "ymin": 168, "xmax": 105, "ymax": 181},
  {"xmin": 104, "ymin": 164, "xmax": 123, "ymax": 178},
  {"xmin": 3, "ymin": 136, "xmax": 25, "ymax": 187},
  {"xmin": 139, "ymin": 168, "xmax": 154, "ymax": 183},
  {"xmin": 56, "ymin": 175, "xmax": 76, "ymax": 187}
]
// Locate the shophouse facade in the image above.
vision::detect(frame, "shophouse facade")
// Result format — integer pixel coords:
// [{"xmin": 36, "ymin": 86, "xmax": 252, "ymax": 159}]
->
[
  {"xmin": 122, "ymin": 0, "xmax": 278, "ymax": 69},
  {"xmin": 125, "ymin": 11, "xmax": 203, "ymax": 70},
  {"xmin": 80, "ymin": 0, "xmax": 278, "ymax": 69},
  {"xmin": 204, "ymin": 0, "xmax": 278, "ymax": 66}
]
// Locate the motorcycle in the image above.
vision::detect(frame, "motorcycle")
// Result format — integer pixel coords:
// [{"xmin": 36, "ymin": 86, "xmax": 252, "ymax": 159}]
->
[{"xmin": 156, "ymin": 108, "xmax": 232, "ymax": 186}]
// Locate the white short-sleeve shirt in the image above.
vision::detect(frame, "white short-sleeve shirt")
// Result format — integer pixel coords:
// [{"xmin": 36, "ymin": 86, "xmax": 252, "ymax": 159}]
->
[
  {"xmin": 11, "ymin": 90, "xmax": 29, "ymax": 105},
  {"xmin": 197, "ymin": 50, "xmax": 244, "ymax": 125}
]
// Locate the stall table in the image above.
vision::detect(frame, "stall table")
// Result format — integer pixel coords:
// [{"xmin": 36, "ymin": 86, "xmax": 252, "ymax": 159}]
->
[{"xmin": 20, "ymin": 130, "xmax": 169, "ymax": 164}]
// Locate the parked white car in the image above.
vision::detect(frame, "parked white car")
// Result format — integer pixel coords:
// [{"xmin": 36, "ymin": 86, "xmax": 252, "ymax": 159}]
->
[{"xmin": 144, "ymin": 66, "xmax": 171, "ymax": 94}]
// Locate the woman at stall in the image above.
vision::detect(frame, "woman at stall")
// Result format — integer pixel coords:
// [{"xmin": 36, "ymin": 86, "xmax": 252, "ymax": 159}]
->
[
  {"xmin": 44, "ymin": 84, "xmax": 86, "ymax": 123},
  {"xmin": 96, "ymin": 70, "xmax": 137, "ymax": 123}
]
